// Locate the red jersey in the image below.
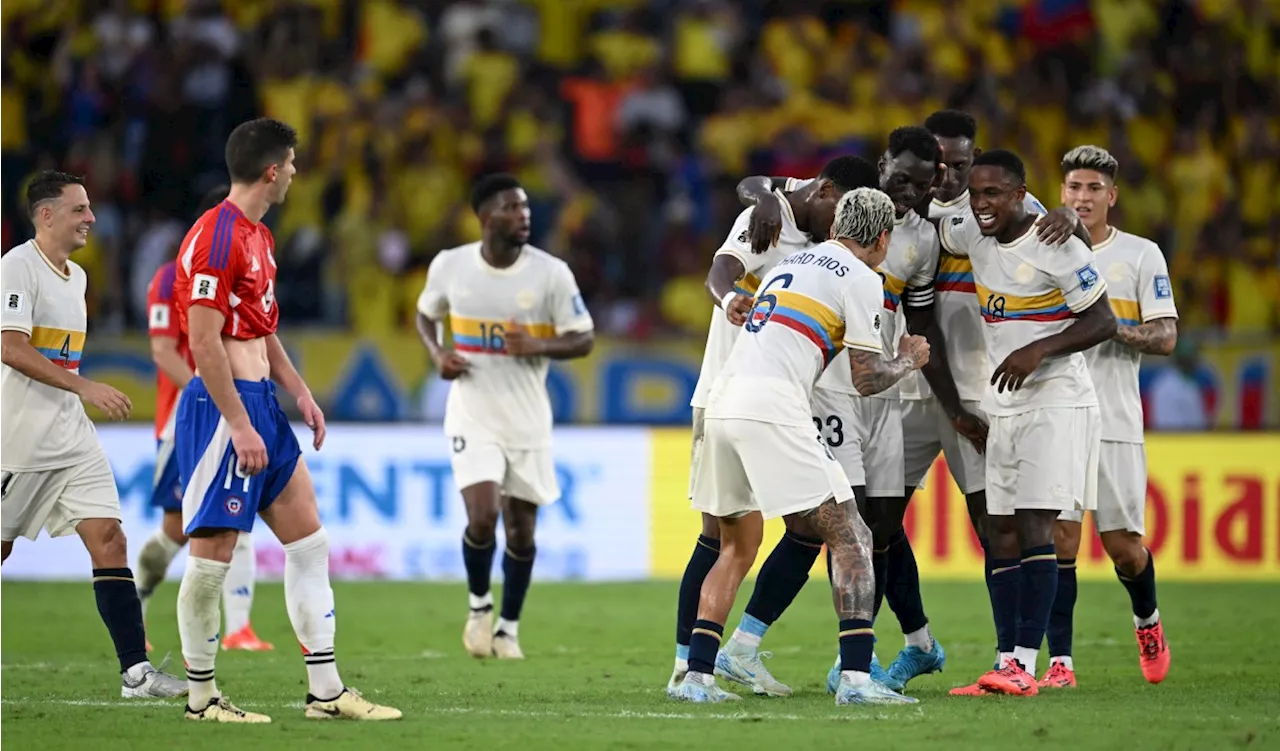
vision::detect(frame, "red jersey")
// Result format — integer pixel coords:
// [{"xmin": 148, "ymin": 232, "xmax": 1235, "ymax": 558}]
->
[
  {"xmin": 146, "ymin": 260, "xmax": 195, "ymax": 440},
  {"xmin": 174, "ymin": 200, "xmax": 279, "ymax": 341}
]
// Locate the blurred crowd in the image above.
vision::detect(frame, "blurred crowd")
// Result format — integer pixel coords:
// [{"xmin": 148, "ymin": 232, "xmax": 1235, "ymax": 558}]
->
[{"xmin": 2, "ymin": 0, "xmax": 1277, "ymax": 339}]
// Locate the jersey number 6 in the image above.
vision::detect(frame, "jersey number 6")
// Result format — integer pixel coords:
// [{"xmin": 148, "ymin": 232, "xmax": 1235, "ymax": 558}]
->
[{"xmin": 744, "ymin": 273, "xmax": 793, "ymax": 333}]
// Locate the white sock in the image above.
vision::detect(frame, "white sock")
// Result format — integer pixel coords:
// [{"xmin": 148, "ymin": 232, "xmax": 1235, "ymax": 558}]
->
[
  {"xmin": 284, "ymin": 529, "xmax": 344, "ymax": 700},
  {"xmin": 674, "ymin": 656, "xmax": 688, "ymax": 672},
  {"xmin": 136, "ymin": 529, "xmax": 183, "ymax": 610},
  {"xmin": 1052, "ymin": 655, "xmax": 1074, "ymax": 671},
  {"xmin": 998, "ymin": 651, "xmax": 1015, "ymax": 668},
  {"xmin": 730, "ymin": 628, "xmax": 762, "ymax": 650},
  {"xmin": 496, "ymin": 618, "xmax": 519, "ymax": 638},
  {"xmin": 840, "ymin": 670, "xmax": 870, "ymax": 687},
  {"xmin": 469, "ymin": 592, "xmax": 493, "ymax": 611},
  {"xmin": 222, "ymin": 532, "xmax": 256, "ymax": 634},
  {"xmin": 1013, "ymin": 646, "xmax": 1038, "ymax": 675},
  {"xmin": 178, "ymin": 556, "xmax": 229, "ymax": 708},
  {"xmin": 1135, "ymin": 608, "xmax": 1160, "ymax": 629},
  {"xmin": 904, "ymin": 625, "xmax": 933, "ymax": 651}
]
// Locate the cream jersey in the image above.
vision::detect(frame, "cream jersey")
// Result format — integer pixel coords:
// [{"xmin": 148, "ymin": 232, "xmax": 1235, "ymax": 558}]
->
[
  {"xmin": 930, "ymin": 190, "xmax": 1047, "ymax": 401},
  {"xmin": 818, "ymin": 209, "xmax": 938, "ymax": 399},
  {"xmin": 940, "ymin": 213, "xmax": 1106, "ymax": 417},
  {"xmin": 707, "ymin": 241, "xmax": 885, "ymax": 427},
  {"xmin": 1083, "ymin": 227, "xmax": 1178, "ymax": 443},
  {"xmin": 417, "ymin": 242, "xmax": 594, "ymax": 448},
  {"xmin": 690, "ymin": 191, "xmax": 814, "ymax": 409},
  {"xmin": 1, "ymin": 241, "xmax": 102, "ymax": 471}
]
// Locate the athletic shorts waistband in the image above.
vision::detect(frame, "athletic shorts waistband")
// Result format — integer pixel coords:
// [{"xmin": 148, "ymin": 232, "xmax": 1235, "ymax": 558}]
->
[{"xmin": 188, "ymin": 377, "xmax": 276, "ymax": 397}]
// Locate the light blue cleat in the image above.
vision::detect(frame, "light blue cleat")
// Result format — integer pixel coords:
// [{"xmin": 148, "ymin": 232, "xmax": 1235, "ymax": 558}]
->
[
  {"xmin": 715, "ymin": 641, "xmax": 792, "ymax": 697},
  {"xmin": 886, "ymin": 638, "xmax": 946, "ymax": 688},
  {"xmin": 669, "ymin": 671, "xmax": 742, "ymax": 703},
  {"xmin": 827, "ymin": 652, "xmax": 894, "ymax": 694},
  {"xmin": 834, "ymin": 674, "xmax": 919, "ymax": 706}
]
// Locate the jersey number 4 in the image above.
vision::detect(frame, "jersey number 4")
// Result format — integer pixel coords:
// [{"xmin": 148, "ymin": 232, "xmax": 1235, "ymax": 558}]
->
[{"xmin": 744, "ymin": 274, "xmax": 793, "ymax": 333}]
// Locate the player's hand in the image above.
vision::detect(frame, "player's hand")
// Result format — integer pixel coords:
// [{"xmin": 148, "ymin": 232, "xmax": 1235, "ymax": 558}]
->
[
  {"xmin": 725, "ymin": 293, "xmax": 755, "ymax": 326},
  {"xmin": 992, "ymin": 343, "xmax": 1045, "ymax": 393},
  {"xmin": 433, "ymin": 350, "xmax": 471, "ymax": 380},
  {"xmin": 747, "ymin": 195, "xmax": 784, "ymax": 253},
  {"xmin": 229, "ymin": 421, "xmax": 269, "ymax": 475},
  {"xmin": 79, "ymin": 380, "xmax": 132, "ymax": 421},
  {"xmin": 898, "ymin": 334, "xmax": 930, "ymax": 370},
  {"xmin": 1035, "ymin": 207, "xmax": 1079, "ymax": 245},
  {"xmin": 504, "ymin": 321, "xmax": 546, "ymax": 357},
  {"xmin": 297, "ymin": 392, "xmax": 326, "ymax": 451},
  {"xmin": 949, "ymin": 409, "xmax": 989, "ymax": 453}
]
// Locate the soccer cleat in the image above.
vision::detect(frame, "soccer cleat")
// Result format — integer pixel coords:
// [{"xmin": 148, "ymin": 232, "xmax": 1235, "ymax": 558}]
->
[
  {"xmin": 669, "ymin": 671, "xmax": 741, "ymax": 703},
  {"xmin": 827, "ymin": 652, "xmax": 893, "ymax": 694},
  {"xmin": 885, "ymin": 638, "xmax": 946, "ymax": 688},
  {"xmin": 185, "ymin": 696, "xmax": 271, "ymax": 723},
  {"xmin": 491, "ymin": 631, "xmax": 524, "ymax": 660},
  {"xmin": 222, "ymin": 624, "xmax": 274, "ymax": 651},
  {"xmin": 463, "ymin": 608, "xmax": 494, "ymax": 658},
  {"xmin": 1037, "ymin": 661, "xmax": 1077, "ymax": 689},
  {"xmin": 834, "ymin": 674, "xmax": 919, "ymax": 705},
  {"xmin": 948, "ymin": 680, "xmax": 995, "ymax": 696},
  {"xmin": 666, "ymin": 664, "xmax": 688, "ymax": 698},
  {"xmin": 978, "ymin": 662, "xmax": 1039, "ymax": 696},
  {"xmin": 121, "ymin": 654, "xmax": 188, "ymax": 698},
  {"xmin": 715, "ymin": 642, "xmax": 792, "ymax": 697},
  {"xmin": 1136, "ymin": 621, "xmax": 1171, "ymax": 684},
  {"xmin": 305, "ymin": 687, "xmax": 402, "ymax": 721}
]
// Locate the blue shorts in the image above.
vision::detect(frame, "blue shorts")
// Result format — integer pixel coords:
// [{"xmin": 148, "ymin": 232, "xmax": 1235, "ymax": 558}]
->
[
  {"xmin": 151, "ymin": 438, "xmax": 183, "ymax": 512},
  {"xmin": 176, "ymin": 378, "xmax": 302, "ymax": 535}
]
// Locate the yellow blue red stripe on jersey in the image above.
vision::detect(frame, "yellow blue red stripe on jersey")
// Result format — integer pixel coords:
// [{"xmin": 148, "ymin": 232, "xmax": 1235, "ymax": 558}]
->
[
  {"xmin": 29, "ymin": 326, "xmax": 85, "ymax": 370},
  {"xmin": 1110, "ymin": 298, "xmax": 1141, "ymax": 326},
  {"xmin": 450, "ymin": 316, "xmax": 555, "ymax": 354},
  {"xmin": 975, "ymin": 283, "xmax": 1074, "ymax": 323},
  {"xmin": 733, "ymin": 273, "xmax": 762, "ymax": 297},
  {"xmin": 935, "ymin": 252, "xmax": 976, "ymax": 294},
  {"xmin": 879, "ymin": 271, "xmax": 906, "ymax": 311},
  {"xmin": 755, "ymin": 290, "xmax": 846, "ymax": 364}
]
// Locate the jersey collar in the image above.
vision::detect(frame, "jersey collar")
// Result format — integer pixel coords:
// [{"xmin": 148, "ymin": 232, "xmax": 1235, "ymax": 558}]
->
[
  {"xmin": 932, "ymin": 190, "xmax": 969, "ymax": 210},
  {"xmin": 31, "ymin": 240, "xmax": 71, "ymax": 280},
  {"xmin": 1091, "ymin": 226, "xmax": 1118, "ymax": 252}
]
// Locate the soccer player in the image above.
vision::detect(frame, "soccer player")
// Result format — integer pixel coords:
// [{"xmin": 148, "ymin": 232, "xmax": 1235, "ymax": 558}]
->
[
  {"xmin": 1039, "ymin": 145, "xmax": 1175, "ymax": 688},
  {"xmin": 136, "ymin": 184, "xmax": 273, "ymax": 653},
  {"xmin": 671, "ymin": 157, "xmax": 880, "ymax": 699},
  {"xmin": 673, "ymin": 187, "xmax": 927, "ymax": 706},
  {"xmin": 938, "ymin": 150, "xmax": 1116, "ymax": 697},
  {"xmin": 415, "ymin": 174, "xmax": 595, "ymax": 661},
  {"xmin": 174, "ymin": 118, "xmax": 400, "ymax": 723},
  {"xmin": 1, "ymin": 170, "xmax": 186, "ymax": 698}
]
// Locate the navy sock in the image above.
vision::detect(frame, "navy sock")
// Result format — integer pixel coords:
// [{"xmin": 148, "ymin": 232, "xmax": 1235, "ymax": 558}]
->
[
  {"xmin": 1117, "ymin": 549, "xmax": 1158, "ymax": 620},
  {"xmin": 744, "ymin": 532, "xmax": 823, "ymax": 626},
  {"xmin": 500, "ymin": 545, "xmax": 536, "ymax": 623},
  {"xmin": 987, "ymin": 555, "xmax": 1020, "ymax": 654},
  {"xmin": 883, "ymin": 529, "xmax": 928, "ymax": 634},
  {"xmin": 871, "ymin": 546, "xmax": 888, "ymax": 620},
  {"xmin": 689, "ymin": 619, "xmax": 723, "ymax": 675},
  {"xmin": 676, "ymin": 535, "xmax": 720, "ymax": 649},
  {"xmin": 1015, "ymin": 545, "xmax": 1058, "ymax": 650},
  {"xmin": 462, "ymin": 533, "xmax": 496, "ymax": 603},
  {"xmin": 839, "ymin": 619, "xmax": 875, "ymax": 673},
  {"xmin": 93, "ymin": 568, "xmax": 148, "ymax": 673},
  {"xmin": 1047, "ymin": 558, "xmax": 1077, "ymax": 658}
]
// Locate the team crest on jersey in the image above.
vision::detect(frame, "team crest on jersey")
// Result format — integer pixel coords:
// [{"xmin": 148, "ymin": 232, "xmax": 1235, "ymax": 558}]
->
[
  {"xmin": 1154, "ymin": 275, "xmax": 1172, "ymax": 299},
  {"xmin": 225, "ymin": 497, "xmax": 244, "ymax": 516},
  {"xmin": 1075, "ymin": 264, "xmax": 1099, "ymax": 291},
  {"xmin": 516, "ymin": 290, "xmax": 536, "ymax": 309}
]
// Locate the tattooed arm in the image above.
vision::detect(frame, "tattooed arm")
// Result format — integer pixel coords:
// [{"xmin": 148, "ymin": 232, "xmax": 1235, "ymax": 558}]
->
[
  {"xmin": 1113, "ymin": 316, "xmax": 1177, "ymax": 356},
  {"xmin": 847, "ymin": 336, "xmax": 930, "ymax": 396}
]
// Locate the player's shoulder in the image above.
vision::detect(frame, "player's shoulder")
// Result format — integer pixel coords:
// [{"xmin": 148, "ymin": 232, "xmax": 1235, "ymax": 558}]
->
[
  {"xmin": 843, "ymin": 253, "xmax": 883, "ymax": 286},
  {"xmin": 427, "ymin": 241, "xmax": 480, "ymax": 270},
  {"xmin": 149, "ymin": 260, "xmax": 178, "ymax": 292},
  {"xmin": 1111, "ymin": 228, "xmax": 1162, "ymax": 259},
  {"xmin": 2, "ymin": 241, "xmax": 37, "ymax": 269},
  {"xmin": 1022, "ymin": 191, "xmax": 1048, "ymax": 216},
  {"xmin": 521, "ymin": 244, "xmax": 576, "ymax": 278}
]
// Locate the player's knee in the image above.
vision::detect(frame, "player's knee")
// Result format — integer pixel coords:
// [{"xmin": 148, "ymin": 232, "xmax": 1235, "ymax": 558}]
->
[
  {"xmin": 84, "ymin": 520, "xmax": 129, "ymax": 568},
  {"xmin": 503, "ymin": 518, "xmax": 535, "ymax": 551},
  {"xmin": 466, "ymin": 506, "xmax": 500, "ymax": 541},
  {"xmin": 1054, "ymin": 521, "xmax": 1083, "ymax": 557},
  {"xmin": 1101, "ymin": 532, "xmax": 1145, "ymax": 574}
]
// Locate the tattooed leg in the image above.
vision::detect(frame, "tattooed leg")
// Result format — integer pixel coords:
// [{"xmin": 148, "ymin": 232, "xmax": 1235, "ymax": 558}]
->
[{"xmin": 808, "ymin": 499, "xmax": 875, "ymax": 622}]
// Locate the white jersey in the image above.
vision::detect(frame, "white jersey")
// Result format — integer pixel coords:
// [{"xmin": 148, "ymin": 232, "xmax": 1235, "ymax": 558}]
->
[
  {"xmin": 930, "ymin": 190, "xmax": 1047, "ymax": 401},
  {"xmin": 1084, "ymin": 227, "xmax": 1178, "ymax": 443},
  {"xmin": 939, "ymin": 213, "xmax": 1105, "ymax": 417},
  {"xmin": 690, "ymin": 191, "xmax": 814, "ymax": 409},
  {"xmin": 1, "ymin": 241, "xmax": 102, "ymax": 471},
  {"xmin": 707, "ymin": 241, "xmax": 885, "ymax": 427},
  {"xmin": 417, "ymin": 242, "xmax": 594, "ymax": 449}
]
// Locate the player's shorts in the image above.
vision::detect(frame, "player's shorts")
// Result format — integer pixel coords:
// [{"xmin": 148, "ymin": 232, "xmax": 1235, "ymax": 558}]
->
[
  {"xmin": 151, "ymin": 437, "xmax": 183, "ymax": 512},
  {"xmin": 687, "ymin": 407, "xmax": 706, "ymax": 500},
  {"xmin": 809, "ymin": 387, "xmax": 903, "ymax": 498},
  {"xmin": 1, "ymin": 448, "xmax": 121, "ymax": 542},
  {"xmin": 903, "ymin": 397, "xmax": 987, "ymax": 495},
  {"xmin": 691, "ymin": 417, "xmax": 853, "ymax": 520},
  {"xmin": 1058, "ymin": 441, "xmax": 1146, "ymax": 534},
  {"xmin": 448, "ymin": 433, "xmax": 560, "ymax": 506},
  {"xmin": 177, "ymin": 377, "xmax": 302, "ymax": 535},
  {"xmin": 986, "ymin": 406, "xmax": 1100, "ymax": 516}
]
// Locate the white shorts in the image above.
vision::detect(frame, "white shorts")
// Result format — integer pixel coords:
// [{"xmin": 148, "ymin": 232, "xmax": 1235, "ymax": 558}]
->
[
  {"xmin": 448, "ymin": 434, "xmax": 560, "ymax": 506},
  {"xmin": 1, "ymin": 449, "xmax": 121, "ymax": 542},
  {"xmin": 903, "ymin": 397, "xmax": 987, "ymax": 494},
  {"xmin": 810, "ymin": 387, "xmax": 903, "ymax": 497},
  {"xmin": 688, "ymin": 407, "xmax": 707, "ymax": 500},
  {"xmin": 1058, "ymin": 441, "xmax": 1146, "ymax": 534},
  {"xmin": 986, "ymin": 406, "xmax": 1100, "ymax": 516},
  {"xmin": 691, "ymin": 417, "xmax": 853, "ymax": 520}
]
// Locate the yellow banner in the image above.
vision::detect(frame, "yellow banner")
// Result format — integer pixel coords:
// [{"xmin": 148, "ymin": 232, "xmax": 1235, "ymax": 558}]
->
[{"xmin": 649, "ymin": 431, "xmax": 1280, "ymax": 581}]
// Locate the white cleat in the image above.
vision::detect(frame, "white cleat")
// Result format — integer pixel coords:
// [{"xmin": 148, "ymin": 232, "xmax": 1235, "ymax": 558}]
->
[
  {"xmin": 666, "ymin": 662, "xmax": 688, "ymax": 698},
  {"xmin": 464, "ymin": 608, "xmax": 494, "ymax": 658},
  {"xmin": 669, "ymin": 671, "xmax": 741, "ymax": 703},
  {"xmin": 715, "ymin": 642, "xmax": 792, "ymax": 697},
  {"xmin": 305, "ymin": 687, "xmax": 402, "ymax": 721},
  {"xmin": 491, "ymin": 631, "xmax": 524, "ymax": 660},
  {"xmin": 121, "ymin": 655, "xmax": 188, "ymax": 698},
  {"xmin": 185, "ymin": 696, "xmax": 271, "ymax": 723}
]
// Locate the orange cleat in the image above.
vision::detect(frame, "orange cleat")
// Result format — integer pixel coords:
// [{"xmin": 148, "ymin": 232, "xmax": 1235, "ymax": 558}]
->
[
  {"xmin": 222, "ymin": 625, "xmax": 274, "ymax": 651},
  {"xmin": 978, "ymin": 662, "xmax": 1039, "ymax": 696},
  {"xmin": 949, "ymin": 680, "xmax": 995, "ymax": 696},
  {"xmin": 1136, "ymin": 622, "xmax": 1170, "ymax": 684},
  {"xmin": 1037, "ymin": 662, "xmax": 1077, "ymax": 689}
]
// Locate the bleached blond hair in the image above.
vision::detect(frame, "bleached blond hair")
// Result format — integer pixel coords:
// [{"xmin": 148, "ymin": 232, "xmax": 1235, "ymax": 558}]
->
[
  {"xmin": 831, "ymin": 187, "xmax": 895, "ymax": 247},
  {"xmin": 1061, "ymin": 145, "xmax": 1119, "ymax": 179}
]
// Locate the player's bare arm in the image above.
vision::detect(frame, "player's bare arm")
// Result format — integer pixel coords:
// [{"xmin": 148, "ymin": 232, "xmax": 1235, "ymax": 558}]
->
[
  {"xmin": 0, "ymin": 329, "xmax": 131, "ymax": 419},
  {"xmin": 734, "ymin": 175, "xmax": 788, "ymax": 252},
  {"xmin": 505, "ymin": 325, "xmax": 593, "ymax": 360},
  {"xmin": 1113, "ymin": 316, "xmax": 1177, "ymax": 356},
  {"xmin": 1035, "ymin": 207, "xmax": 1088, "ymax": 246},
  {"xmin": 847, "ymin": 335, "xmax": 930, "ymax": 397},
  {"xmin": 188, "ymin": 305, "xmax": 269, "ymax": 474},
  {"xmin": 904, "ymin": 303, "xmax": 988, "ymax": 451},
  {"xmin": 150, "ymin": 335, "xmax": 193, "ymax": 389},
  {"xmin": 415, "ymin": 312, "xmax": 470, "ymax": 380},
  {"xmin": 991, "ymin": 293, "xmax": 1118, "ymax": 393},
  {"xmin": 266, "ymin": 333, "xmax": 325, "ymax": 449},
  {"xmin": 706, "ymin": 254, "xmax": 754, "ymax": 326}
]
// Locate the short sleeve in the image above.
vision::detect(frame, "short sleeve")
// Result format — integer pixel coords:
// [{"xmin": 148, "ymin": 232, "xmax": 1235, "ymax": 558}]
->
[
  {"xmin": 146, "ymin": 265, "xmax": 180, "ymax": 338},
  {"xmin": 1, "ymin": 256, "xmax": 35, "ymax": 335},
  {"xmin": 1022, "ymin": 191, "xmax": 1048, "ymax": 216},
  {"xmin": 904, "ymin": 225, "xmax": 941, "ymax": 308},
  {"xmin": 549, "ymin": 262, "xmax": 594, "ymax": 335},
  {"xmin": 784, "ymin": 177, "xmax": 815, "ymax": 191},
  {"xmin": 938, "ymin": 213, "xmax": 979, "ymax": 258},
  {"xmin": 1136, "ymin": 243, "xmax": 1178, "ymax": 322},
  {"xmin": 417, "ymin": 252, "xmax": 451, "ymax": 319},
  {"xmin": 1044, "ymin": 237, "xmax": 1108, "ymax": 313},
  {"xmin": 712, "ymin": 207, "xmax": 759, "ymax": 272},
  {"xmin": 180, "ymin": 218, "xmax": 239, "ymax": 316},
  {"xmin": 840, "ymin": 274, "xmax": 885, "ymax": 354}
]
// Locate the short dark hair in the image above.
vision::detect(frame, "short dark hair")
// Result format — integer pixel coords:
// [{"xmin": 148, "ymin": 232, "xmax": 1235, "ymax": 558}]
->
[
  {"xmin": 886, "ymin": 126, "xmax": 942, "ymax": 164},
  {"xmin": 196, "ymin": 184, "xmax": 230, "ymax": 216},
  {"xmin": 225, "ymin": 118, "xmax": 297, "ymax": 184},
  {"xmin": 973, "ymin": 149, "xmax": 1027, "ymax": 184},
  {"xmin": 817, "ymin": 156, "xmax": 879, "ymax": 193},
  {"xmin": 924, "ymin": 110, "xmax": 977, "ymax": 141},
  {"xmin": 470, "ymin": 173, "xmax": 522, "ymax": 213},
  {"xmin": 26, "ymin": 171, "xmax": 85, "ymax": 217}
]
